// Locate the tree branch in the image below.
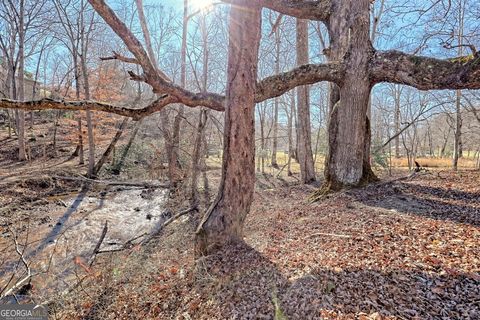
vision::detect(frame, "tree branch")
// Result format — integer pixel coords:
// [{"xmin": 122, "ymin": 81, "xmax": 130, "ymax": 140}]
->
[
  {"xmin": 0, "ymin": 94, "xmax": 222, "ymax": 119},
  {"xmin": 87, "ymin": 0, "xmax": 228, "ymax": 111},
  {"xmin": 0, "ymin": 62, "xmax": 343, "ymax": 116},
  {"xmin": 221, "ymin": 0, "xmax": 331, "ymax": 21},
  {"xmin": 100, "ymin": 50, "xmax": 139, "ymax": 64},
  {"xmin": 371, "ymin": 50, "xmax": 480, "ymax": 90},
  {"xmin": 256, "ymin": 62, "xmax": 344, "ymax": 101}
]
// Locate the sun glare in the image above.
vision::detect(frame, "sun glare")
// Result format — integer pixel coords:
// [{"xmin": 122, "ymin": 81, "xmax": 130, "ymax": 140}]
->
[{"xmin": 191, "ymin": 0, "xmax": 214, "ymax": 11}]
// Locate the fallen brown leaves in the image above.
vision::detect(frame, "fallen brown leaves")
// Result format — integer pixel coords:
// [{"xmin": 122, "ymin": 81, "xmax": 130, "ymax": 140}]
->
[{"xmin": 58, "ymin": 171, "xmax": 479, "ymax": 319}]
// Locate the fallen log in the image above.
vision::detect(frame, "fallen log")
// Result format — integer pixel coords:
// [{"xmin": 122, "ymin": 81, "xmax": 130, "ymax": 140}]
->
[{"xmin": 51, "ymin": 175, "xmax": 170, "ymax": 188}]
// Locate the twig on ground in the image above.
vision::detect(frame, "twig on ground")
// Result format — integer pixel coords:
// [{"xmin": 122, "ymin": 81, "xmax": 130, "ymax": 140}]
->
[
  {"xmin": 0, "ymin": 229, "xmax": 34, "ymax": 299},
  {"xmin": 141, "ymin": 205, "xmax": 198, "ymax": 245},
  {"xmin": 96, "ymin": 232, "xmax": 148, "ymax": 254},
  {"xmin": 276, "ymin": 163, "xmax": 288, "ymax": 178},
  {"xmin": 88, "ymin": 221, "xmax": 108, "ymax": 267},
  {"xmin": 309, "ymin": 232, "xmax": 353, "ymax": 239}
]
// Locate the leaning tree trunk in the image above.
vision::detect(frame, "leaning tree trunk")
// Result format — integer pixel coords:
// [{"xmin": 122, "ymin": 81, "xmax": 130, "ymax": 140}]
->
[
  {"xmin": 323, "ymin": 0, "xmax": 373, "ymax": 190},
  {"xmin": 295, "ymin": 19, "xmax": 316, "ymax": 183},
  {"xmin": 196, "ymin": 2, "xmax": 261, "ymax": 255},
  {"xmin": 93, "ymin": 117, "xmax": 129, "ymax": 176}
]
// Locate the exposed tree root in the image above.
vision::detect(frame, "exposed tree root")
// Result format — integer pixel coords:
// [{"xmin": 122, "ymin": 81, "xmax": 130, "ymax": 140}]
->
[
  {"xmin": 309, "ymin": 181, "xmax": 337, "ymax": 202},
  {"xmin": 309, "ymin": 169, "xmax": 380, "ymax": 203}
]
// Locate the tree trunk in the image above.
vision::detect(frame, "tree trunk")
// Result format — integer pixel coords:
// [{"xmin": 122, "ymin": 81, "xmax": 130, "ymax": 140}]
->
[
  {"xmin": 393, "ymin": 85, "xmax": 401, "ymax": 157},
  {"xmin": 190, "ymin": 11, "xmax": 209, "ymax": 206},
  {"xmin": 324, "ymin": 0, "xmax": 373, "ymax": 190},
  {"xmin": 93, "ymin": 117, "xmax": 128, "ymax": 176},
  {"xmin": 17, "ymin": 0, "xmax": 26, "ymax": 161},
  {"xmin": 196, "ymin": 2, "xmax": 261, "ymax": 255},
  {"xmin": 271, "ymin": 26, "xmax": 281, "ymax": 169},
  {"xmin": 135, "ymin": 0, "xmax": 184, "ymax": 185},
  {"xmin": 190, "ymin": 109, "xmax": 208, "ymax": 206},
  {"xmin": 7, "ymin": 110, "xmax": 12, "ymax": 138},
  {"xmin": 258, "ymin": 103, "xmax": 266, "ymax": 174},
  {"xmin": 452, "ymin": 89, "xmax": 462, "ymax": 170},
  {"xmin": 72, "ymin": 56, "xmax": 85, "ymax": 164},
  {"xmin": 79, "ymin": 0, "xmax": 95, "ymax": 177},
  {"xmin": 112, "ymin": 120, "xmax": 141, "ymax": 175},
  {"xmin": 81, "ymin": 60, "xmax": 95, "ymax": 176},
  {"xmin": 52, "ymin": 110, "xmax": 60, "ymax": 157},
  {"xmin": 287, "ymin": 92, "xmax": 294, "ymax": 176},
  {"xmin": 295, "ymin": 19, "xmax": 316, "ymax": 183},
  {"xmin": 168, "ymin": 0, "xmax": 188, "ymax": 185}
]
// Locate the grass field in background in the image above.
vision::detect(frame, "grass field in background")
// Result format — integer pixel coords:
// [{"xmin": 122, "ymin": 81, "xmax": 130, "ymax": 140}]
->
[
  {"xmin": 390, "ymin": 156, "xmax": 478, "ymax": 169},
  {"xmin": 206, "ymin": 151, "xmax": 479, "ymax": 178}
]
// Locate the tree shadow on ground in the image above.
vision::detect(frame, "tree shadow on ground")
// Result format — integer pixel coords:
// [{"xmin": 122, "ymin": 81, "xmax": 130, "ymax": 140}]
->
[
  {"xmin": 195, "ymin": 242, "xmax": 479, "ymax": 319},
  {"xmin": 0, "ymin": 185, "xmax": 110, "ymax": 284},
  {"xmin": 348, "ymin": 180, "xmax": 480, "ymax": 227}
]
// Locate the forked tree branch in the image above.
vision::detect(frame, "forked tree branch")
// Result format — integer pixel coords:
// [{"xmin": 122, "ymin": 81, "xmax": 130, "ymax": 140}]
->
[{"xmin": 87, "ymin": 0, "xmax": 198, "ymax": 98}]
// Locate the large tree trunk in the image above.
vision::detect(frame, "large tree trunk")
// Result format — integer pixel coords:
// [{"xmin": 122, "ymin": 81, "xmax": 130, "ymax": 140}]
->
[
  {"xmin": 324, "ymin": 0, "xmax": 373, "ymax": 190},
  {"xmin": 295, "ymin": 19, "xmax": 316, "ymax": 183},
  {"xmin": 196, "ymin": 2, "xmax": 261, "ymax": 255}
]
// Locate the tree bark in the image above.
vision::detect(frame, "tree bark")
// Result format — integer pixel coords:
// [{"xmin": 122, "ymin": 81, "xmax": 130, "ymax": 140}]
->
[
  {"xmin": 17, "ymin": 0, "xmax": 26, "ymax": 161},
  {"xmin": 112, "ymin": 120, "xmax": 141, "ymax": 175},
  {"xmin": 324, "ymin": 0, "xmax": 373, "ymax": 190},
  {"xmin": 80, "ymin": 51, "xmax": 95, "ymax": 176},
  {"xmin": 190, "ymin": 11, "xmax": 209, "ymax": 206},
  {"xmin": 271, "ymin": 25, "xmax": 281, "ymax": 169},
  {"xmin": 196, "ymin": 2, "xmax": 261, "ymax": 255},
  {"xmin": 452, "ymin": 89, "xmax": 463, "ymax": 170},
  {"xmin": 93, "ymin": 117, "xmax": 129, "ymax": 176},
  {"xmin": 287, "ymin": 91, "xmax": 294, "ymax": 176},
  {"xmin": 295, "ymin": 19, "xmax": 316, "ymax": 183},
  {"xmin": 393, "ymin": 85, "xmax": 401, "ymax": 158}
]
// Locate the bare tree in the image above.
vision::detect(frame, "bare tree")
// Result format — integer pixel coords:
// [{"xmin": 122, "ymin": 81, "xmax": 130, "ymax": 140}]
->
[
  {"xmin": 3, "ymin": 0, "xmax": 480, "ymax": 254},
  {"xmin": 295, "ymin": 18, "xmax": 316, "ymax": 183},
  {"xmin": 0, "ymin": 0, "xmax": 48, "ymax": 160}
]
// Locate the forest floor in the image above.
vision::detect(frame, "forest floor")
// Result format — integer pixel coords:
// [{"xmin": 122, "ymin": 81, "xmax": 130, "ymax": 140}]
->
[
  {"xmin": 1, "ymin": 124, "xmax": 479, "ymax": 319},
  {"xmin": 53, "ymin": 169, "xmax": 479, "ymax": 320}
]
